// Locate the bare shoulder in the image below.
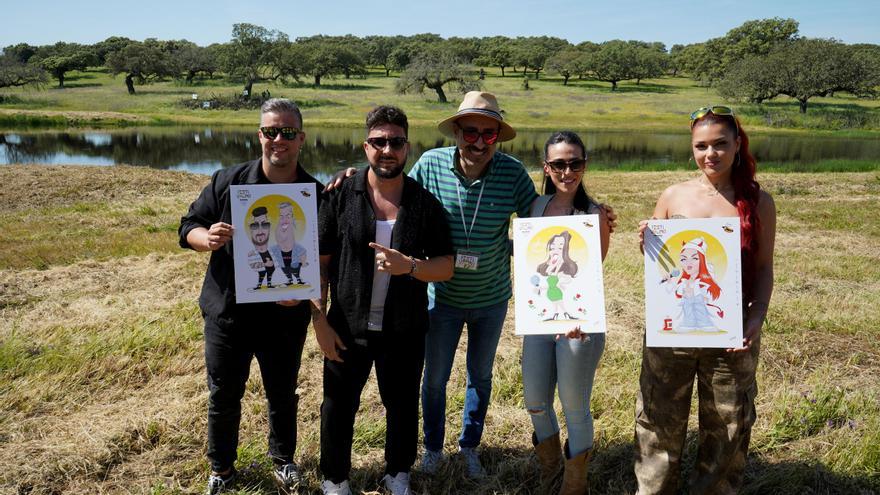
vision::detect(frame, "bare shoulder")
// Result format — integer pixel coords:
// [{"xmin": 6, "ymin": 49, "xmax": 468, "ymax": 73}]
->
[
  {"xmin": 662, "ymin": 180, "xmax": 695, "ymax": 198},
  {"xmin": 758, "ymin": 189, "xmax": 777, "ymax": 218},
  {"xmin": 656, "ymin": 180, "xmax": 694, "ymax": 206}
]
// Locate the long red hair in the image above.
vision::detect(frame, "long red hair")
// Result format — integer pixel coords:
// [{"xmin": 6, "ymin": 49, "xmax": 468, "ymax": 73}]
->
[
  {"xmin": 677, "ymin": 249, "xmax": 721, "ymax": 301},
  {"xmin": 691, "ymin": 112, "xmax": 761, "ymax": 301}
]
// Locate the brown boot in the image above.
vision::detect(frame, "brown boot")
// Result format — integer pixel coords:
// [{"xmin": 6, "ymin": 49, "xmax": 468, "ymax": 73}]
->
[
  {"xmin": 533, "ymin": 432, "xmax": 563, "ymax": 494},
  {"xmin": 559, "ymin": 441, "xmax": 590, "ymax": 495}
]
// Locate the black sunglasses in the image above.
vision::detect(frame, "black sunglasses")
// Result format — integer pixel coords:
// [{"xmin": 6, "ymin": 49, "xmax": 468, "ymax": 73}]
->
[
  {"xmin": 366, "ymin": 136, "xmax": 408, "ymax": 151},
  {"xmin": 260, "ymin": 127, "xmax": 300, "ymax": 140},
  {"xmin": 249, "ymin": 221, "xmax": 271, "ymax": 230},
  {"xmin": 545, "ymin": 159, "xmax": 587, "ymax": 172}
]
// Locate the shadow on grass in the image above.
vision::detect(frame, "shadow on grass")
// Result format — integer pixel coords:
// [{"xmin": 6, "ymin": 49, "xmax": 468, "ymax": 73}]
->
[
  {"xmin": 50, "ymin": 83, "xmax": 103, "ymax": 89},
  {"xmin": 612, "ymin": 82, "xmax": 674, "ymax": 94},
  {"xmin": 738, "ymin": 100, "xmax": 880, "ymax": 130},
  {"xmin": 739, "ymin": 100, "xmax": 880, "ymax": 115},
  {"xmin": 742, "ymin": 456, "xmax": 879, "ymax": 495},
  {"xmin": 170, "ymin": 80, "xmax": 233, "ymax": 89},
  {"xmin": 171, "ymin": 439, "xmax": 879, "ymax": 495},
  {"xmin": 590, "ymin": 437, "xmax": 879, "ymax": 495},
  {"xmin": 283, "ymin": 82, "xmax": 381, "ymax": 91},
  {"xmin": 545, "ymin": 79, "xmax": 675, "ymax": 94}
]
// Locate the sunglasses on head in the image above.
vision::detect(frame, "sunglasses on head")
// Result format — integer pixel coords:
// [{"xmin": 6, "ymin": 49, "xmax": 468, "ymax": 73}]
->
[
  {"xmin": 260, "ymin": 126, "xmax": 300, "ymax": 140},
  {"xmin": 689, "ymin": 106, "xmax": 735, "ymax": 127},
  {"xmin": 249, "ymin": 221, "xmax": 271, "ymax": 230},
  {"xmin": 366, "ymin": 136, "xmax": 408, "ymax": 151},
  {"xmin": 545, "ymin": 158, "xmax": 587, "ymax": 173},
  {"xmin": 459, "ymin": 127, "xmax": 499, "ymax": 145}
]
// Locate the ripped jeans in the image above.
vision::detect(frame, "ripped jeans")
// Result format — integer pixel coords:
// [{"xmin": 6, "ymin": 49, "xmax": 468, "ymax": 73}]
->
[{"xmin": 521, "ymin": 332, "xmax": 605, "ymax": 456}]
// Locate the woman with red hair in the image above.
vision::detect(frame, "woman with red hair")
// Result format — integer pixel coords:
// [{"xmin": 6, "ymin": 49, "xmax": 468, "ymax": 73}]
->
[
  {"xmin": 635, "ymin": 107, "xmax": 776, "ymax": 494},
  {"xmin": 672, "ymin": 237, "xmax": 722, "ymax": 332}
]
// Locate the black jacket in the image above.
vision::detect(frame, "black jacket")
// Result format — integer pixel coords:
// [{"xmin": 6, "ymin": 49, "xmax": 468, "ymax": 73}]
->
[
  {"xmin": 319, "ymin": 167, "xmax": 453, "ymax": 341},
  {"xmin": 179, "ymin": 158, "xmax": 323, "ymax": 328}
]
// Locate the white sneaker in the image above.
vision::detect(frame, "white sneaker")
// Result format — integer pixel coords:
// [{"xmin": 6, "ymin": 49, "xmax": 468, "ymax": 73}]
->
[
  {"xmin": 382, "ymin": 472, "xmax": 411, "ymax": 495},
  {"xmin": 458, "ymin": 447, "xmax": 486, "ymax": 479},
  {"xmin": 420, "ymin": 449, "xmax": 444, "ymax": 475},
  {"xmin": 321, "ymin": 479, "xmax": 352, "ymax": 495}
]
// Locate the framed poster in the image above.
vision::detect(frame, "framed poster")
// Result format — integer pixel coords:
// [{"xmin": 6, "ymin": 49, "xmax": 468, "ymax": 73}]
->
[
  {"xmin": 644, "ymin": 217, "xmax": 743, "ymax": 348},
  {"xmin": 230, "ymin": 184, "xmax": 319, "ymax": 303},
  {"xmin": 513, "ymin": 215, "xmax": 606, "ymax": 335}
]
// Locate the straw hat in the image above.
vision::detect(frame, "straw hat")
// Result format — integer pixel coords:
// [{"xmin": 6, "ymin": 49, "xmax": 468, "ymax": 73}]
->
[{"xmin": 437, "ymin": 91, "xmax": 516, "ymax": 142}]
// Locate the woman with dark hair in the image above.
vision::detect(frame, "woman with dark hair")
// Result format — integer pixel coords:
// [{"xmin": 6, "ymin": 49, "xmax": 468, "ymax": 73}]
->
[
  {"xmin": 635, "ymin": 107, "xmax": 776, "ymax": 494},
  {"xmin": 536, "ymin": 231, "xmax": 579, "ymax": 321},
  {"xmin": 523, "ymin": 131, "xmax": 610, "ymax": 495}
]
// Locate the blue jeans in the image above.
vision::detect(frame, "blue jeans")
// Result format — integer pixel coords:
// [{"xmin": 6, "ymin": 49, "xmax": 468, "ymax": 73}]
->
[
  {"xmin": 421, "ymin": 300, "xmax": 508, "ymax": 451},
  {"xmin": 522, "ymin": 333, "xmax": 605, "ymax": 456}
]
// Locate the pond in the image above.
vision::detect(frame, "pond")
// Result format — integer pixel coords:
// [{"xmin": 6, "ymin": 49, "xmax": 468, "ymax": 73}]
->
[{"xmin": 1, "ymin": 127, "xmax": 877, "ymax": 182}]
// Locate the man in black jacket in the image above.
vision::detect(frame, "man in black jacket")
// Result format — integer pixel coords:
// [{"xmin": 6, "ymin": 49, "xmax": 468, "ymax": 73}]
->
[
  {"xmin": 312, "ymin": 106, "xmax": 454, "ymax": 495},
  {"xmin": 179, "ymin": 98, "xmax": 322, "ymax": 495}
]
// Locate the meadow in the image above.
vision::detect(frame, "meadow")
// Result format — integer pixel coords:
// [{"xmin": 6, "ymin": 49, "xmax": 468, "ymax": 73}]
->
[
  {"xmin": 1, "ymin": 67, "xmax": 880, "ymax": 135},
  {"xmin": 0, "ymin": 164, "xmax": 878, "ymax": 494}
]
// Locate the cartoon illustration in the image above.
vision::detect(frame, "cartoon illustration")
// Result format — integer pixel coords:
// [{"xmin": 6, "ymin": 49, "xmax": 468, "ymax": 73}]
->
[
  {"xmin": 271, "ymin": 201, "xmax": 308, "ymax": 286},
  {"xmin": 643, "ymin": 218, "xmax": 742, "ymax": 348},
  {"xmin": 533, "ymin": 230, "xmax": 579, "ymax": 321},
  {"xmin": 514, "ymin": 215, "xmax": 606, "ymax": 335},
  {"xmin": 662, "ymin": 237, "xmax": 723, "ymax": 332},
  {"xmin": 246, "ymin": 206, "xmax": 280, "ymax": 290},
  {"xmin": 230, "ymin": 183, "xmax": 319, "ymax": 304}
]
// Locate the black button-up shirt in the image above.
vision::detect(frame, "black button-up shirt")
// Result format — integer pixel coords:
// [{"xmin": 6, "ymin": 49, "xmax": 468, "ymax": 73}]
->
[
  {"xmin": 179, "ymin": 158, "xmax": 324, "ymax": 328},
  {"xmin": 319, "ymin": 167, "xmax": 453, "ymax": 341}
]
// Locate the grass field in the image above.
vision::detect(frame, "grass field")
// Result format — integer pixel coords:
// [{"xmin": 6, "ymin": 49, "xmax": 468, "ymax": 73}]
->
[
  {"xmin": 1, "ymin": 67, "xmax": 879, "ymax": 135},
  {"xmin": 1, "ymin": 164, "xmax": 878, "ymax": 494}
]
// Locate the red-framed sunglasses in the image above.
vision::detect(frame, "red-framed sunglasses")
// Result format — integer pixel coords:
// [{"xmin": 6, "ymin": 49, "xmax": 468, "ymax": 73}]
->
[{"xmin": 458, "ymin": 127, "xmax": 499, "ymax": 145}]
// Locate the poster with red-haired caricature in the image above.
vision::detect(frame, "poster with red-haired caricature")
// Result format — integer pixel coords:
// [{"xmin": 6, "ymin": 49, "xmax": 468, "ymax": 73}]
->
[
  {"xmin": 644, "ymin": 218, "xmax": 742, "ymax": 348},
  {"xmin": 230, "ymin": 184, "xmax": 319, "ymax": 304},
  {"xmin": 513, "ymin": 215, "xmax": 606, "ymax": 335}
]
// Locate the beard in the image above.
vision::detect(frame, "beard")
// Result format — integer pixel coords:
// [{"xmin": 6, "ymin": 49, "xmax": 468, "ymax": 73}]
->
[
  {"xmin": 369, "ymin": 156, "xmax": 406, "ymax": 179},
  {"xmin": 251, "ymin": 233, "xmax": 269, "ymax": 248}
]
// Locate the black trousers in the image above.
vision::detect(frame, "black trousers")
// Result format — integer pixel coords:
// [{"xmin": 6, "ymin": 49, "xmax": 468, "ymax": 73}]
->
[
  {"xmin": 320, "ymin": 330, "xmax": 426, "ymax": 483},
  {"xmin": 203, "ymin": 304, "xmax": 309, "ymax": 472}
]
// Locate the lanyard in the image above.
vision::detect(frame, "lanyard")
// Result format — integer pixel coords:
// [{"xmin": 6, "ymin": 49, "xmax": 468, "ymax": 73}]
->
[{"xmin": 456, "ymin": 179, "xmax": 485, "ymax": 249}]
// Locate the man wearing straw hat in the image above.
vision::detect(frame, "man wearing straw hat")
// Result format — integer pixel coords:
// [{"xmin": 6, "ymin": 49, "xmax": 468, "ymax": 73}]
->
[
  {"xmin": 411, "ymin": 91, "xmax": 538, "ymax": 479},
  {"xmin": 325, "ymin": 91, "xmax": 615, "ymax": 480}
]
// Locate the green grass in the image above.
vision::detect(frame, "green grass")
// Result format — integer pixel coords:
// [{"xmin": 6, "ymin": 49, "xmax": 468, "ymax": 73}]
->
[
  {"xmin": 0, "ymin": 166, "xmax": 878, "ymax": 493},
  {"xmin": 1, "ymin": 67, "xmax": 879, "ymax": 134}
]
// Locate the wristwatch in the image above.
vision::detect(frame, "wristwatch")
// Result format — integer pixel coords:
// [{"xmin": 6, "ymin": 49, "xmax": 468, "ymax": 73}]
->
[{"xmin": 408, "ymin": 257, "xmax": 417, "ymax": 275}]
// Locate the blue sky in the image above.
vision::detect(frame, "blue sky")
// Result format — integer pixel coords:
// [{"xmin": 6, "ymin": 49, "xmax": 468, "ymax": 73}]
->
[{"xmin": 3, "ymin": 0, "xmax": 878, "ymax": 48}]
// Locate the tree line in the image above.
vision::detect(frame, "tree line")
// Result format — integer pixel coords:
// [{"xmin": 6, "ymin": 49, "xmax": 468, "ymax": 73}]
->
[{"xmin": 1, "ymin": 18, "xmax": 878, "ymax": 112}]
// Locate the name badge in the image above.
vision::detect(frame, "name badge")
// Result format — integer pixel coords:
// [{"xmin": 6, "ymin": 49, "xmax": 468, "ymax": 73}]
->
[{"xmin": 455, "ymin": 249, "xmax": 480, "ymax": 271}]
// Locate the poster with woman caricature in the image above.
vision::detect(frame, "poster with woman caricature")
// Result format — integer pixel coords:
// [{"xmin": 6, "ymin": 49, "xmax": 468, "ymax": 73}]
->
[
  {"xmin": 644, "ymin": 218, "xmax": 743, "ymax": 348},
  {"xmin": 513, "ymin": 215, "xmax": 606, "ymax": 335},
  {"xmin": 230, "ymin": 183, "xmax": 319, "ymax": 303}
]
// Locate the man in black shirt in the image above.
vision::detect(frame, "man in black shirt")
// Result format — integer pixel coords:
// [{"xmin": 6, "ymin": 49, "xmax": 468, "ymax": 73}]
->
[
  {"xmin": 312, "ymin": 106, "xmax": 454, "ymax": 495},
  {"xmin": 179, "ymin": 98, "xmax": 322, "ymax": 495},
  {"xmin": 246, "ymin": 206, "xmax": 278, "ymax": 289}
]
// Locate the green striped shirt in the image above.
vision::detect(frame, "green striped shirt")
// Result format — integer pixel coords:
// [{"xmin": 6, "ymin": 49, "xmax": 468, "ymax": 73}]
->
[{"xmin": 410, "ymin": 146, "xmax": 538, "ymax": 308}]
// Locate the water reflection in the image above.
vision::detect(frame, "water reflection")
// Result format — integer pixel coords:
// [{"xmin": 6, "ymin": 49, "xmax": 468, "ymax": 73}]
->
[{"xmin": 1, "ymin": 127, "xmax": 878, "ymax": 177}]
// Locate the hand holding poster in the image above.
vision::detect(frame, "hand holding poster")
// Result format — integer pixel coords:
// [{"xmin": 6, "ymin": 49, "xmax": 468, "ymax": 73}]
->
[
  {"xmin": 643, "ymin": 217, "xmax": 742, "ymax": 348},
  {"xmin": 230, "ymin": 184, "xmax": 319, "ymax": 303},
  {"xmin": 513, "ymin": 215, "xmax": 606, "ymax": 335}
]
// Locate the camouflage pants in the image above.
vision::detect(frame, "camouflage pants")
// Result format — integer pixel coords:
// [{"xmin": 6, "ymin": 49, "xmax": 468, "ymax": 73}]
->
[{"xmin": 633, "ymin": 339, "xmax": 760, "ymax": 495}]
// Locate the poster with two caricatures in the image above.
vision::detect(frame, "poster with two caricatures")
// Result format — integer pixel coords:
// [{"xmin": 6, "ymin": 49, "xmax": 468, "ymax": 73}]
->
[
  {"xmin": 513, "ymin": 215, "xmax": 742, "ymax": 348},
  {"xmin": 230, "ymin": 184, "xmax": 319, "ymax": 304}
]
